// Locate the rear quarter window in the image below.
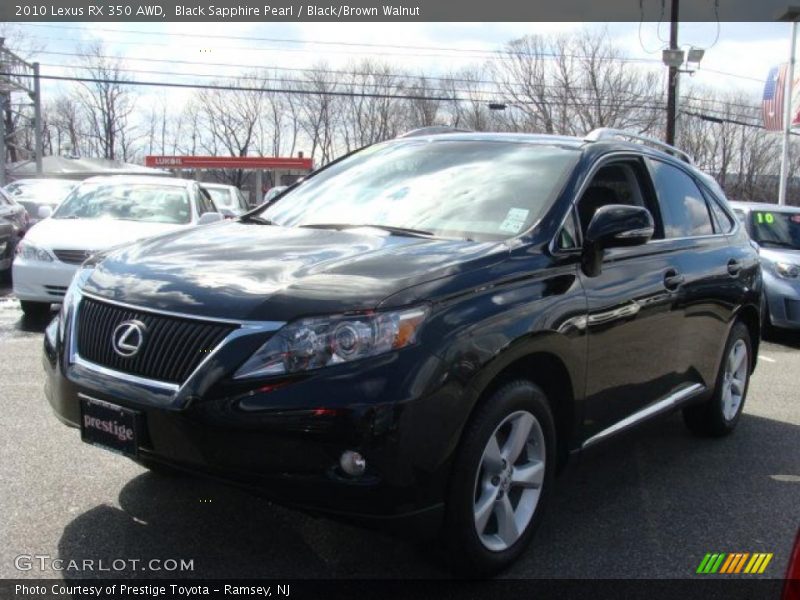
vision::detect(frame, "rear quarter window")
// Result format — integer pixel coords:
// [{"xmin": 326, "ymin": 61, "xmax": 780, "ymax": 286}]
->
[{"xmin": 647, "ymin": 159, "xmax": 714, "ymax": 238}]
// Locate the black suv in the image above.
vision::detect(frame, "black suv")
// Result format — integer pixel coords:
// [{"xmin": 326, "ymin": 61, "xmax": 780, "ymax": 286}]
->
[{"xmin": 44, "ymin": 128, "xmax": 761, "ymax": 574}]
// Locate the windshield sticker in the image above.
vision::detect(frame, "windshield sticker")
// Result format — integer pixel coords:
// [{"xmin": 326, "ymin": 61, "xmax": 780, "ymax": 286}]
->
[
  {"xmin": 499, "ymin": 208, "xmax": 530, "ymax": 233},
  {"xmin": 755, "ymin": 212, "xmax": 775, "ymax": 224}
]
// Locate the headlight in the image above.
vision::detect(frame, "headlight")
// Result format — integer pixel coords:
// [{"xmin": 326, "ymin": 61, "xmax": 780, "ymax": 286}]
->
[
  {"xmin": 234, "ymin": 306, "xmax": 428, "ymax": 379},
  {"xmin": 15, "ymin": 240, "xmax": 53, "ymax": 262},
  {"xmin": 775, "ymin": 262, "xmax": 800, "ymax": 279},
  {"xmin": 58, "ymin": 265, "xmax": 94, "ymax": 340}
]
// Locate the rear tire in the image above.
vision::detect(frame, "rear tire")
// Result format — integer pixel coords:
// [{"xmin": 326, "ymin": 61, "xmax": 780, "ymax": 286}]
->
[
  {"xmin": 20, "ymin": 300, "xmax": 51, "ymax": 319},
  {"xmin": 442, "ymin": 379, "xmax": 555, "ymax": 576},
  {"xmin": 683, "ymin": 321, "xmax": 752, "ymax": 437}
]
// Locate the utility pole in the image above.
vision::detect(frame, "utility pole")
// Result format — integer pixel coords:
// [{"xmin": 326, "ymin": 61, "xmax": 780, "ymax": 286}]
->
[
  {"xmin": 32, "ymin": 62, "xmax": 43, "ymax": 177},
  {"xmin": 665, "ymin": 0, "xmax": 680, "ymax": 146},
  {"xmin": 778, "ymin": 9, "xmax": 800, "ymax": 206},
  {"xmin": 0, "ymin": 38, "xmax": 43, "ymax": 185}
]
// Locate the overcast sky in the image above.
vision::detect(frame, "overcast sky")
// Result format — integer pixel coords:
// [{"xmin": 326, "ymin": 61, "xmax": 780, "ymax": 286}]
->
[{"xmin": 6, "ymin": 21, "xmax": 791, "ymax": 115}]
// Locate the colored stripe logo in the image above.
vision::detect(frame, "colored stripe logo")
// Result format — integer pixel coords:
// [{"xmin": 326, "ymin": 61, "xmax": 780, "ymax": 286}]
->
[{"xmin": 697, "ymin": 552, "xmax": 773, "ymax": 574}]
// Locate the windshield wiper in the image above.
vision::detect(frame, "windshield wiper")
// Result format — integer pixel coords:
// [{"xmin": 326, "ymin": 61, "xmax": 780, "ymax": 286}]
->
[
  {"xmin": 240, "ymin": 214, "xmax": 276, "ymax": 225},
  {"xmin": 299, "ymin": 223, "xmax": 435, "ymax": 238}
]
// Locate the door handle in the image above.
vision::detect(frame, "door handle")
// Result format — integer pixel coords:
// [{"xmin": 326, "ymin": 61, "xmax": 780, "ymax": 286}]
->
[
  {"xmin": 663, "ymin": 269, "xmax": 685, "ymax": 291},
  {"xmin": 727, "ymin": 259, "xmax": 742, "ymax": 277}
]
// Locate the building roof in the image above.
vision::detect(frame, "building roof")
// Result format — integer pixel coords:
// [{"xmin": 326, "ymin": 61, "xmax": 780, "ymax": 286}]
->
[{"xmin": 9, "ymin": 156, "xmax": 169, "ymax": 180}]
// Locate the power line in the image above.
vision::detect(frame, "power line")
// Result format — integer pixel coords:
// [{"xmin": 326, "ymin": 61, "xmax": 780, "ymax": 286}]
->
[
  {"xmin": 36, "ymin": 49, "xmax": 765, "ymax": 113},
  {"xmin": 8, "ymin": 69, "xmax": 771, "ymax": 125},
  {"xmin": 10, "ymin": 70, "xmax": 678, "ymax": 112},
  {"xmin": 20, "ymin": 23, "xmax": 665, "ymax": 64},
  {"xmin": 37, "ymin": 60, "xmax": 766, "ymax": 119},
  {"xmin": 42, "ymin": 60, "xmax": 678, "ymax": 107}
]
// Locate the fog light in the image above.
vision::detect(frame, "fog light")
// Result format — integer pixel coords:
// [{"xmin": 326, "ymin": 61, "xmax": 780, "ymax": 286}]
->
[{"xmin": 340, "ymin": 450, "xmax": 366, "ymax": 477}]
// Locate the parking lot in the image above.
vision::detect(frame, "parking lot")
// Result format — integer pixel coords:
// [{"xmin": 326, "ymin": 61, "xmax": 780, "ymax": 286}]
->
[{"xmin": 0, "ymin": 278, "xmax": 798, "ymax": 580}]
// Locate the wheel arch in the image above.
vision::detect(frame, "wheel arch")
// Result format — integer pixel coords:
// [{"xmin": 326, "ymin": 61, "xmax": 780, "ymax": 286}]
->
[
  {"xmin": 465, "ymin": 342, "xmax": 580, "ymax": 471},
  {"xmin": 734, "ymin": 303, "xmax": 760, "ymax": 372}
]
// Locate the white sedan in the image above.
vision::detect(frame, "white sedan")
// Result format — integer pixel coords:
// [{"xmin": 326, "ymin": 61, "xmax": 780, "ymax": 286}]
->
[{"xmin": 13, "ymin": 175, "xmax": 222, "ymax": 317}]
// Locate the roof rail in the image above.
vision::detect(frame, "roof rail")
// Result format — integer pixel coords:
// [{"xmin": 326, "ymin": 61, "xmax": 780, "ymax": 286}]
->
[
  {"xmin": 584, "ymin": 128, "xmax": 693, "ymax": 164},
  {"xmin": 397, "ymin": 126, "xmax": 472, "ymax": 138}
]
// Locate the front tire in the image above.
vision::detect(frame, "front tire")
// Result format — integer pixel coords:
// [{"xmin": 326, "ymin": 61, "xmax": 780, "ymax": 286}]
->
[
  {"xmin": 683, "ymin": 321, "xmax": 752, "ymax": 437},
  {"xmin": 20, "ymin": 300, "xmax": 51, "ymax": 319},
  {"xmin": 443, "ymin": 379, "xmax": 555, "ymax": 576}
]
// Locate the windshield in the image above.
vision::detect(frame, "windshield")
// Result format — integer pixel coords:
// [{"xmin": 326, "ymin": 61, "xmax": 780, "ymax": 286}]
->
[
  {"xmin": 261, "ymin": 140, "xmax": 579, "ymax": 241},
  {"xmin": 5, "ymin": 180, "xmax": 75, "ymax": 201},
  {"xmin": 206, "ymin": 187, "xmax": 235, "ymax": 208},
  {"xmin": 54, "ymin": 182, "xmax": 192, "ymax": 224},
  {"xmin": 750, "ymin": 209, "xmax": 800, "ymax": 250}
]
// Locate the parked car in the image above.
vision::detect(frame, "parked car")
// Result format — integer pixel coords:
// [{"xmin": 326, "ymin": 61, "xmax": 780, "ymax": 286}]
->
[
  {"xmin": 729, "ymin": 201, "xmax": 800, "ymax": 331},
  {"xmin": 14, "ymin": 175, "xmax": 222, "ymax": 317},
  {"xmin": 4, "ymin": 178, "xmax": 77, "ymax": 227},
  {"xmin": 0, "ymin": 186, "xmax": 30, "ymax": 273},
  {"xmin": 262, "ymin": 185, "xmax": 287, "ymax": 204},
  {"xmin": 201, "ymin": 182, "xmax": 250, "ymax": 218},
  {"xmin": 0, "ymin": 218, "xmax": 15, "ymax": 274},
  {"xmin": 43, "ymin": 128, "xmax": 761, "ymax": 574}
]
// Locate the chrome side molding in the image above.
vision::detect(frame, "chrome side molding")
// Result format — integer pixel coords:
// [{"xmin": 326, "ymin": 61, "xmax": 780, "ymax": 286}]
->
[{"xmin": 581, "ymin": 383, "xmax": 705, "ymax": 450}]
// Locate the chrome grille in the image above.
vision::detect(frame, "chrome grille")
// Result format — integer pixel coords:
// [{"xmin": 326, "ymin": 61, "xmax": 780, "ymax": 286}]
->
[
  {"xmin": 76, "ymin": 297, "xmax": 236, "ymax": 384},
  {"xmin": 53, "ymin": 249, "xmax": 92, "ymax": 265}
]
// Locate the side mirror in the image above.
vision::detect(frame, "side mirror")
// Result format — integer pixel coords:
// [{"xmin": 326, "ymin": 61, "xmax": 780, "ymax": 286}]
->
[
  {"xmin": 37, "ymin": 205, "xmax": 53, "ymax": 220},
  {"xmin": 582, "ymin": 205, "xmax": 654, "ymax": 277},
  {"xmin": 198, "ymin": 212, "xmax": 223, "ymax": 225}
]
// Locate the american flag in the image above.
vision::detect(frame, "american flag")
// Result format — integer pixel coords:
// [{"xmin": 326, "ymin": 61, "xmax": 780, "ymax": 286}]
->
[{"xmin": 763, "ymin": 65, "xmax": 787, "ymax": 131}]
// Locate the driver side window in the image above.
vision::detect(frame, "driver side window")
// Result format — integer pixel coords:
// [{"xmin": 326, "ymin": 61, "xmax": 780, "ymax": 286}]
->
[{"xmin": 575, "ymin": 159, "xmax": 663, "ymax": 242}]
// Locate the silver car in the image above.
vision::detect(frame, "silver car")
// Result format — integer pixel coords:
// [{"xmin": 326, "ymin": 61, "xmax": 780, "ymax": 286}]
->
[{"xmin": 730, "ymin": 201, "xmax": 800, "ymax": 331}]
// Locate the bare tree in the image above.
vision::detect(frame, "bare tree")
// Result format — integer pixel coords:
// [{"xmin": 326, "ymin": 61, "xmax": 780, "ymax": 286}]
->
[
  {"xmin": 194, "ymin": 75, "xmax": 263, "ymax": 185},
  {"xmin": 295, "ymin": 64, "xmax": 341, "ymax": 164},
  {"xmin": 74, "ymin": 42, "xmax": 137, "ymax": 160},
  {"xmin": 491, "ymin": 29, "xmax": 661, "ymax": 136}
]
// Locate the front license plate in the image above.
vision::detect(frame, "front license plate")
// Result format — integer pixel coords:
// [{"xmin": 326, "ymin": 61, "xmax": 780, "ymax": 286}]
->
[{"xmin": 79, "ymin": 395, "xmax": 141, "ymax": 457}]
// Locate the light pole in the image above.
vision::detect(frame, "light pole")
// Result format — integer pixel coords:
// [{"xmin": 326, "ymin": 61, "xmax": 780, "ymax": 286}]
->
[{"xmin": 778, "ymin": 7, "xmax": 800, "ymax": 206}]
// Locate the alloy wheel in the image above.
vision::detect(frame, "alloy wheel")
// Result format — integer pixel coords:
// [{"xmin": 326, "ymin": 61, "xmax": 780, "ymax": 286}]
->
[
  {"xmin": 722, "ymin": 339, "xmax": 748, "ymax": 421},
  {"xmin": 472, "ymin": 410, "xmax": 546, "ymax": 552}
]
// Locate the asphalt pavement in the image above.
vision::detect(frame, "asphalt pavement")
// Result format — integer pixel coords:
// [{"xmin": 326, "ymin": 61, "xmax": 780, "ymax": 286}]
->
[{"xmin": 0, "ymin": 279, "xmax": 798, "ymax": 580}]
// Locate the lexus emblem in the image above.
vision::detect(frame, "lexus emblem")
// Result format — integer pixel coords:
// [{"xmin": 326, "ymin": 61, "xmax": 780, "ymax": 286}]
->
[{"xmin": 112, "ymin": 320, "xmax": 147, "ymax": 357}]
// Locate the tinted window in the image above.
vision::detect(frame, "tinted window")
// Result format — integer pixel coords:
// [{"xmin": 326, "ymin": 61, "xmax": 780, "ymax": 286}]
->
[
  {"xmin": 649, "ymin": 160, "xmax": 713, "ymax": 238},
  {"xmin": 263, "ymin": 140, "xmax": 580, "ymax": 242}
]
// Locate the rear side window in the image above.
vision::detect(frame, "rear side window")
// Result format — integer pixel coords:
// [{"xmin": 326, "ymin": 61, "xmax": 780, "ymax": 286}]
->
[
  {"xmin": 197, "ymin": 188, "xmax": 216, "ymax": 214},
  {"xmin": 706, "ymin": 197, "xmax": 736, "ymax": 233},
  {"xmin": 648, "ymin": 160, "xmax": 713, "ymax": 238}
]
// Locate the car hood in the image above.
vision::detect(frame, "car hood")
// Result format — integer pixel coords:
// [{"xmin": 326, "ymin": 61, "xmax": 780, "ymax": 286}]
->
[
  {"xmin": 83, "ymin": 222, "xmax": 508, "ymax": 321},
  {"xmin": 758, "ymin": 246, "xmax": 800, "ymax": 264},
  {"xmin": 24, "ymin": 218, "xmax": 190, "ymax": 251}
]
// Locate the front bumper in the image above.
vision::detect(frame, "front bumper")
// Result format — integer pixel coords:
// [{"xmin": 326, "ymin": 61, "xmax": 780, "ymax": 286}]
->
[
  {"xmin": 43, "ymin": 294, "xmax": 456, "ymax": 521},
  {"xmin": 13, "ymin": 256, "xmax": 78, "ymax": 303},
  {"xmin": 764, "ymin": 270, "xmax": 800, "ymax": 330}
]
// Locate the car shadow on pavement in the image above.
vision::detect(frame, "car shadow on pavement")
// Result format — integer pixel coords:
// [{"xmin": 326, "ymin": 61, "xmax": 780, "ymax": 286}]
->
[
  {"xmin": 56, "ymin": 412, "xmax": 799, "ymax": 580},
  {"xmin": 56, "ymin": 469, "xmax": 447, "ymax": 579}
]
